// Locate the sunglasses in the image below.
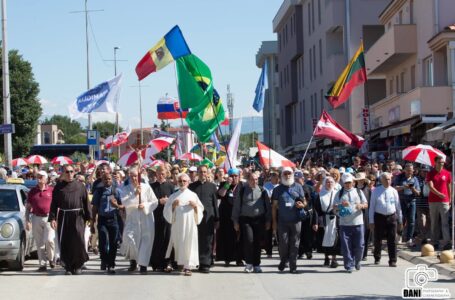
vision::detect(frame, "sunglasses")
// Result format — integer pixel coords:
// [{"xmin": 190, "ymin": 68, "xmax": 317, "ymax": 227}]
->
[
  {"xmin": 178, "ymin": 180, "xmax": 188, "ymax": 183},
  {"xmin": 65, "ymin": 170, "xmax": 75, "ymax": 174}
]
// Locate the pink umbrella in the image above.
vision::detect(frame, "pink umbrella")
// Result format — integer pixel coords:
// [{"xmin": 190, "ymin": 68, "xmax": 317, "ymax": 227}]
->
[
  {"xmin": 27, "ymin": 155, "xmax": 48, "ymax": 165},
  {"xmin": 179, "ymin": 152, "xmax": 203, "ymax": 162},
  {"xmin": 402, "ymin": 144, "xmax": 446, "ymax": 167},
  {"xmin": 117, "ymin": 150, "xmax": 144, "ymax": 168},
  {"xmin": 51, "ymin": 156, "xmax": 73, "ymax": 165},
  {"xmin": 12, "ymin": 158, "xmax": 29, "ymax": 168}
]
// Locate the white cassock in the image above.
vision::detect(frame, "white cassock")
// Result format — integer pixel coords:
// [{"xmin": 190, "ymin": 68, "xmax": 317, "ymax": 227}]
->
[
  {"xmin": 163, "ymin": 188, "xmax": 204, "ymax": 268},
  {"xmin": 119, "ymin": 182, "xmax": 158, "ymax": 267}
]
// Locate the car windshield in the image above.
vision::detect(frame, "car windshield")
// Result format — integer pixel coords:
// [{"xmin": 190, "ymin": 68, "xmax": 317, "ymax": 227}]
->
[{"xmin": 0, "ymin": 189, "xmax": 19, "ymax": 211}]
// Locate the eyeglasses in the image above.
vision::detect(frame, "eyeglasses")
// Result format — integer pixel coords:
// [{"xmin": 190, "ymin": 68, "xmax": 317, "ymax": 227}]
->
[
  {"xmin": 65, "ymin": 170, "xmax": 75, "ymax": 174},
  {"xmin": 178, "ymin": 180, "xmax": 188, "ymax": 183}
]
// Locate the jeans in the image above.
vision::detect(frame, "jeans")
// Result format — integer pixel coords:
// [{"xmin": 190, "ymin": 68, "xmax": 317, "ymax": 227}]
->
[
  {"xmin": 278, "ymin": 221, "xmax": 301, "ymax": 269},
  {"xmin": 239, "ymin": 216, "xmax": 266, "ymax": 267},
  {"xmin": 401, "ymin": 199, "xmax": 416, "ymax": 242},
  {"xmin": 339, "ymin": 225, "xmax": 364, "ymax": 270},
  {"xmin": 98, "ymin": 215, "xmax": 119, "ymax": 268}
]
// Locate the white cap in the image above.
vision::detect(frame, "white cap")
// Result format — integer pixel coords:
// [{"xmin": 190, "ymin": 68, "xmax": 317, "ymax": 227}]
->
[
  {"xmin": 37, "ymin": 170, "xmax": 48, "ymax": 179},
  {"xmin": 342, "ymin": 173, "xmax": 354, "ymax": 183},
  {"xmin": 189, "ymin": 166, "xmax": 197, "ymax": 172},
  {"xmin": 50, "ymin": 171, "xmax": 58, "ymax": 178},
  {"xmin": 282, "ymin": 167, "xmax": 294, "ymax": 174}
]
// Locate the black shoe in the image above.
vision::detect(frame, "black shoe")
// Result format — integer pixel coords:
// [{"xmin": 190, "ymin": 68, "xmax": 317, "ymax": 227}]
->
[
  {"xmin": 323, "ymin": 257, "xmax": 330, "ymax": 266},
  {"xmin": 81, "ymin": 264, "xmax": 87, "ymax": 270},
  {"xmin": 224, "ymin": 261, "xmax": 230, "ymax": 267},
  {"xmin": 139, "ymin": 266, "xmax": 147, "ymax": 274},
  {"xmin": 443, "ymin": 243, "xmax": 452, "ymax": 251},
  {"xmin": 199, "ymin": 266, "xmax": 210, "ymax": 273},
  {"xmin": 306, "ymin": 252, "xmax": 313, "ymax": 259},
  {"xmin": 278, "ymin": 261, "xmax": 286, "ymax": 272},
  {"xmin": 37, "ymin": 266, "xmax": 47, "ymax": 272},
  {"xmin": 100, "ymin": 262, "xmax": 107, "ymax": 271},
  {"xmin": 361, "ymin": 257, "xmax": 367, "ymax": 261},
  {"xmin": 128, "ymin": 260, "xmax": 137, "ymax": 272},
  {"xmin": 374, "ymin": 259, "xmax": 380, "ymax": 265},
  {"xmin": 236, "ymin": 261, "xmax": 245, "ymax": 266},
  {"xmin": 107, "ymin": 267, "xmax": 116, "ymax": 274},
  {"xmin": 330, "ymin": 260, "xmax": 339, "ymax": 268},
  {"xmin": 297, "ymin": 254, "xmax": 303, "ymax": 259},
  {"xmin": 73, "ymin": 268, "xmax": 82, "ymax": 275},
  {"xmin": 49, "ymin": 262, "xmax": 55, "ymax": 269},
  {"xmin": 289, "ymin": 268, "xmax": 297, "ymax": 274},
  {"xmin": 421, "ymin": 238, "xmax": 429, "ymax": 245},
  {"xmin": 389, "ymin": 262, "xmax": 397, "ymax": 267},
  {"xmin": 64, "ymin": 270, "xmax": 72, "ymax": 275}
]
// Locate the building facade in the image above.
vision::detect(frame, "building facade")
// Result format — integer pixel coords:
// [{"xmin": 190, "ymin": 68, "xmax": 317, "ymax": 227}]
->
[
  {"xmin": 35, "ymin": 124, "xmax": 64, "ymax": 145},
  {"xmin": 256, "ymin": 41, "xmax": 282, "ymax": 152},
  {"xmin": 365, "ymin": 0, "xmax": 455, "ymax": 157},
  {"xmin": 272, "ymin": 0, "xmax": 389, "ymax": 156}
]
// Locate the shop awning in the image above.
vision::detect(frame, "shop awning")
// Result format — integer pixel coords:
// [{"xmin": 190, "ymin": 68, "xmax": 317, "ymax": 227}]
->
[
  {"xmin": 424, "ymin": 117, "xmax": 455, "ymax": 142},
  {"xmin": 443, "ymin": 125, "xmax": 455, "ymax": 143}
]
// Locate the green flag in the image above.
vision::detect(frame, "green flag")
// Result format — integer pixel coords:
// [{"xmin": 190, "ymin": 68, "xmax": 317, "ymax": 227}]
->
[{"xmin": 176, "ymin": 54, "xmax": 213, "ymax": 111}]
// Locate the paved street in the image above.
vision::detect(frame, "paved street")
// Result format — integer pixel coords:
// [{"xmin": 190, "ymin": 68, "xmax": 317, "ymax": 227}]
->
[{"xmin": 1, "ymin": 251, "xmax": 454, "ymax": 299}]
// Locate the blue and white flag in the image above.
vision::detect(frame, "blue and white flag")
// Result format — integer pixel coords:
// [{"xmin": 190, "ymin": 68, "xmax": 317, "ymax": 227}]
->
[
  {"xmin": 252, "ymin": 60, "xmax": 268, "ymax": 112},
  {"xmin": 69, "ymin": 73, "xmax": 122, "ymax": 119},
  {"xmin": 211, "ymin": 133, "xmax": 221, "ymax": 151}
]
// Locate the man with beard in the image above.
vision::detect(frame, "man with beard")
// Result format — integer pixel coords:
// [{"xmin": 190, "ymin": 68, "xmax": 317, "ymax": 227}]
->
[
  {"xmin": 164, "ymin": 173, "xmax": 204, "ymax": 276},
  {"xmin": 189, "ymin": 165, "xmax": 219, "ymax": 273},
  {"xmin": 272, "ymin": 167, "xmax": 307, "ymax": 273},
  {"xmin": 150, "ymin": 166, "xmax": 175, "ymax": 272},
  {"xmin": 217, "ymin": 168, "xmax": 243, "ymax": 266},
  {"xmin": 49, "ymin": 165, "xmax": 91, "ymax": 275}
]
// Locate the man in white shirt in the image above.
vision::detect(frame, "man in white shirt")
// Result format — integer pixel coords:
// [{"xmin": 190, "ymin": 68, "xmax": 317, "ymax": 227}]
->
[{"xmin": 369, "ymin": 172, "xmax": 403, "ymax": 267}]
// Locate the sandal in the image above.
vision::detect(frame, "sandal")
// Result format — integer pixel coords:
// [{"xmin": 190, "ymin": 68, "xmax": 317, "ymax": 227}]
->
[{"xmin": 183, "ymin": 269, "xmax": 192, "ymax": 276}]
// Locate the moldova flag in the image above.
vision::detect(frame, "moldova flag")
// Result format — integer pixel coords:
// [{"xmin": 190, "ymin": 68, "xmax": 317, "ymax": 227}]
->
[
  {"xmin": 135, "ymin": 25, "xmax": 191, "ymax": 81},
  {"xmin": 157, "ymin": 96, "xmax": 188, "ymax": 119},
  {"xmin": 326, "ymin": 42, "xmax": 367, "ymax": 108}
]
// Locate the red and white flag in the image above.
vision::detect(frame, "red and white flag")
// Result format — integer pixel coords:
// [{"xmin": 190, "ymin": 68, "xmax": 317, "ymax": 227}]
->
[
  {"xmin": 314, "ymin": 110, "xmax": 364, "ymax": 148},
  {"xmin": 257, "ymin": 141, "xmax": 296, "ymax": 168},
  {"xmin": 105, "ymin": 125, "xmax": 132, "ymax": 149}
]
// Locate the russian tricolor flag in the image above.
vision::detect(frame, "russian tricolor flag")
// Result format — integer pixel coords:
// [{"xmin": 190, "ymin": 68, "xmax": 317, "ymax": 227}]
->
[{"xmin": 157, "ymin": 96, "xmax": 188, "ymax": 120}]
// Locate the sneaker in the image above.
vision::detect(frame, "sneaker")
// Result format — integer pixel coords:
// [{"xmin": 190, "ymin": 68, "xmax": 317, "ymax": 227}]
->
[
  {"xmin": 289, "ymin": 268, "xmax": 297, "ymax": 274},
  {"xmin": 107, "ymin": 267, "xmax": 116, "ymax": 274},
  {"xmin": 198, "ymin": 266, "xmax": 210, "ymax": 273},
  {"xmin": 323, "ymin": 257, "xmax": 330, "ymax": 266},
  {"xmin": 253, "ymin": 266, "xmax": 263, "ymax": 273},
  {"xmin": 389, "ymin": 262, "xmax": 397, "ymax": 267},
  {"xmin": 236, "ymin": 261, "xmax": 245, "ymax": 266},
  {"xmin": 128, "ymin": 260, "xmax": 137, "ymax": 272},
  {"xmin": 64, "ymin": 270, "xmax": 72, "ymax": 275},
  {"xmin": 37, "ymin": 266, "xmax": 47, "ymax": 272},
  {"xmin": 346, "ymin": 268, "xmax": 353, "ymax": 273},
  {"xmin": 49, "ymin": 262, "xmax": 55, "ymax": 269},
  {"xmin": 406, "ymin": 239, "xmax": 416, "ymax": 248},
  {"xmin": 100, "ymin": 262, "xmax": 107, "ymax": 271},
  {"xmin": 330, "ymin": 260, "xmax": 339, "ymax": 268},
  {"xmin": 374, "ymin": 259, "xmax": 380, "ymax": 265},
  {"xmin": 139, "ymin": 266, "xmax": 147, "ymax": 274},
  {"xmin": 278, "ymin": 261, "xmax": 286, "ymax": 272},
  {"xmin": 244, "ymin": 264, "xmax": 253, "ymax": 273},
  {"xmin": 355, "ymin": 263, "xmax": 361, "ymax": 271},
  {"xmin": 306, "ymin": 252, "xmax": 313, "ymax": 259},
  {"xmin": 73, "ymin": 268, "xmax": 82, "ymax": 275}
]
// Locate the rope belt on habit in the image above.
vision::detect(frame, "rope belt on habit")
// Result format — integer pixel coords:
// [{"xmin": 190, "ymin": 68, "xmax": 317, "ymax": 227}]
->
[{"xmin": 58, "ymin": 208, "xmax": 83, "ymax": 245}]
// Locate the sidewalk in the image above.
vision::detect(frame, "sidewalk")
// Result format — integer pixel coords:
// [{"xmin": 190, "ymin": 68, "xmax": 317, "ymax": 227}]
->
[{"xmin": 397, "ymin": 245, "xmax": 455, "ymax": 279}]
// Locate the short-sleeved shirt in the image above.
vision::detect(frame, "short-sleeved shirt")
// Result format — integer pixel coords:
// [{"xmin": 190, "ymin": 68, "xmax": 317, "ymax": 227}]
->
[
  {"xmin": 393, "ymin": 174, "xmax": 420, "ymax": 201},
  {"xmin": 426, "ymin": 169, "xmax": 451, "ymax": 203},
  {"xmin": 272, "ymin": 183, "xmax": 305, "ymax": 224},
  {"xmin": 333, "ymin": 188, "xmax": 367, "ymax": 226},
  {"xmin": 28, "ymin": 185, "xmax": 54, "ymax": 216},
  {"xmin": 91, "ymin": 185, "xmax": 121, "ymax": 217}
]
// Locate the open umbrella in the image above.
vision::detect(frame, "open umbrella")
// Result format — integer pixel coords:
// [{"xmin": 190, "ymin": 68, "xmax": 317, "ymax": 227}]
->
[
  {"xmin": 117, "ymin": 150, "xmax": 144, "ymax": 168},
  {"xmin": 51, "ymin": 156, "xmax": 73, "ymax": 165},
  {"xmin": 27, "ymin": 155, "xmax": 48, "ymax": 165},
  {"xmin": 12, "ymin": 158, "xmax": 29, "ymax": 168},
  {"xmin": 402, "ymin": 144, "xmax": 446, "ymax": 167},
  {"xmin": 148, "ymin": 137, "xmax": 174, "ymax": 155},
  {"xmin": 179, "ymin": 152, "xmax": 203, "ymax": 162}
]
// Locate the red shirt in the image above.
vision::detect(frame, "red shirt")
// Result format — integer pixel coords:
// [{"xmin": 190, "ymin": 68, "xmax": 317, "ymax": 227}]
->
[
  {"xmin": 426, "ymin": 168, "xmax": 451, "ymax": 203},
  {"xmin": 27, "ymin": 185, "xmax": 54, "ymax": 216}
]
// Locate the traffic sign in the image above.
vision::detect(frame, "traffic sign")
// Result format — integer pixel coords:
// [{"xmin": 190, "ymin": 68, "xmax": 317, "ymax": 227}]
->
[
  {"xmin": 87, "ymin": 130, "xmax": 98, "ymax": 145},
  {"xmin": 0, "ymin": 124, "xmax": 15, "ymax": 134}
]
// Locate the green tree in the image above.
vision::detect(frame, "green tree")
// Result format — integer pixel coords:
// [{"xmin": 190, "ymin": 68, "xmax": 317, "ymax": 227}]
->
[
  {"xmin": 0, "ymin": 48, "xmax": 42, "ymax": 156},
  {"xmin": 93, "ymin": 121, "xmax": 123, "ymax": 138},
  {"xmin": 42, "ymin": 115, "xmax": 85, "ymax": 144}
]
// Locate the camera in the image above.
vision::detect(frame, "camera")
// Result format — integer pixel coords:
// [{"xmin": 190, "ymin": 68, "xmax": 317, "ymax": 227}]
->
[{"xmin": 405, "ymin": 265, "xmax": 438, "ymax": 288}]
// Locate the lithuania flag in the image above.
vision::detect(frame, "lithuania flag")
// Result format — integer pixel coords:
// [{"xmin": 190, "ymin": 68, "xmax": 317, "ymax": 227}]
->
[
  {"xmin": 176, "ymin": 54, "xmax": 225, "ymax": 143},
  {"xmin": 326, "ymin": 42, "xmax": 367, "ymax": 108}
]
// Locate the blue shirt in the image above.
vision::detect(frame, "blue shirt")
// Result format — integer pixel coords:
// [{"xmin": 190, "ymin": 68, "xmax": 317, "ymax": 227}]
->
[
  {"xmin": 272, "ymin": 183, "xmax": 305, "ymax": 223},
  {"xmin": 369, "ymin": 185, "xmax": 402, "ymax": 224},
  {"xmin": 91, "ymin": 185, "xmax": 121, "ymax": 217}
]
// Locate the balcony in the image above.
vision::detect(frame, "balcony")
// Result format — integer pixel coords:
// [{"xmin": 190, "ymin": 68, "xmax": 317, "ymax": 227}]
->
[
  {"xmin": 325, "ymin": 0, "xmax": 345, "ymax": 32},
  {"xmin": 326, "ymin": 53, "xmax": 345, "ymax": 83},
  {"xmin": 370, "ymin": 86, "xmax": 452, "ymax": 127},
  {"xmin": 365, "ymin": 24, "xmax": 417, "ymax": 76}
]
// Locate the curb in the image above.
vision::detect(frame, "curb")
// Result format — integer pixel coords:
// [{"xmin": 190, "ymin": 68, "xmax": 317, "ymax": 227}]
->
[{"xmin": 398, "ymin": 249, "xmax": 455, "ymax": 279}]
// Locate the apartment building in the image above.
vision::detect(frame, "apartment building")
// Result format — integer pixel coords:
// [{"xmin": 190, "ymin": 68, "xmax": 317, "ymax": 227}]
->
[
  {"xmin": 273, "ymin": 0, "xmax": 389, "ymax": 156},
  {"xmin": 366, "ymin": 0, "xmax": 455, "ymax": 156},
  {"xmin": 256, "ymin": 41, "xmax": 282, "ymax": 152}
]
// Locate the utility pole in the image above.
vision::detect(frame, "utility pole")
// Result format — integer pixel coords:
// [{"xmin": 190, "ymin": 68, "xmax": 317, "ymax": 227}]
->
[
  {"xmin": 227, "ymin": 84, "xmax": 234, "ymax": 136},
  {"xmin": 1, "ymin": 0, "xmax": 11, "ymax": 167},
  {"xmin": 130, "ymin": 84, "xmax": 150, "ymax": 146}
]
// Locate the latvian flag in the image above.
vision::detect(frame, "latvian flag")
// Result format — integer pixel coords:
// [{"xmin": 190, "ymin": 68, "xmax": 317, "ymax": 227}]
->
[
  {"xmin": 314, "ymin": 110, "xmax": 364, "ymax": 148},
  {"xmin": 257, "ymin": 141, "xmax": 296, "ymax": 168}
]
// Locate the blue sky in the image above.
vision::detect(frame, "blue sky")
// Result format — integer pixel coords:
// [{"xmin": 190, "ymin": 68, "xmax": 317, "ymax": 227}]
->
[{"xmin": 7, "ymin": 0, "xmax": 281, "ymax": 131}]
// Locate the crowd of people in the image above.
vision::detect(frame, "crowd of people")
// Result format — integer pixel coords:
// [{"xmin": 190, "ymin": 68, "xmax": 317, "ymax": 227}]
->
[{"xmin": 5, "ymin": 154, "xmax": 453, "ymax": 276}]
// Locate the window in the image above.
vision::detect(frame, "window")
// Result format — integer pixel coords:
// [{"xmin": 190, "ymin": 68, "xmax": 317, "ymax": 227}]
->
[
  {"xmin": 320, "ymin": 89, "xmax": 324, "ymax": 113},
  {"xmin": 278, "ymin": 32, "xmax": 281, "ymax": 51},
  {"xmin": 400, "ymin": 72, "xmax": 405, "ymax": 93},
  {"xmin": 411, "ymin": 65, "xmax": 416, "ymax": 89},
  {"xmin": 308, "ymin": 3, "xmax": 311, "ymax": 35},
  {"xmin": 302, "ymin": 58, "xmax": 305, "ymax": 87},
  {"xmin": 398, "ymin": 10, "xmax": 403, "ymax": 25},
  {"xmin": 313, "ymin": 45, "xmax": 316, "ymax": 79},
  {"xmin": 410, "ymin": 0, "xmax": 414, "ymax": 24},
  {"xmin": 300, "ymin": 101, "xmax": 304, "ymax": 130},
  {"xmin": 395, "ymin": 75, "xmax": 399, "ymax": 93},
  {"xmin": 309, "ymin": 48, "xmax": 313, "ymax": 81},
  {"xmin": 294, "ymin": 105, "xmax": 297, "ymax": 133},
  {"xmin": 43, "ymin": 132, "xmax": 50, "ymax": 144},
  {"xmin": 310, "ymin": 94, "xmax": 314, "ymax": 118},
  {"xmin": 389, "ymin": 78, "xmax": 394, "ymax": 95},
  {"xmin": 423, "ymin": 56, "xmax": 434, "ymax": 86},
  {"xmin": 276, "ymin": 119, "xmax": 280, "ymax": 134},
  {"xmin": 280, "ymin": 71, "xmax": 283, "ymax": 88},
  {"xmin": 318, "ymin": 0, "xmax": 321, "ymax": 25},
  {"xmin": 319, "ymin": 39, "xmax": 323, "ymax": 75},
  {"xmin": 311, "ymin": 0, "xmax": 315, "ymax": 32}
]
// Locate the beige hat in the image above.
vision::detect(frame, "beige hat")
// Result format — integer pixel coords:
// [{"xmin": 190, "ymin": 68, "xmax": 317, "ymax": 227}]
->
[{"xmin": 355, "ymin": 172, "xmax": 367, "ymax": 181}]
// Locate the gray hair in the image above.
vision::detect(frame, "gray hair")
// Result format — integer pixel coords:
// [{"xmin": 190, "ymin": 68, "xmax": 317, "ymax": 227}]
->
[
  {"xmin": 177, "ymin": 173, "xmax": 190, "ymax": 182},
  {"xmin": 128, "ymin": 166, "xmax": 139, "ymax": 175},
  {"xmin": 380, "ymin": 172, "xmax": 392, "ymax": 180}
]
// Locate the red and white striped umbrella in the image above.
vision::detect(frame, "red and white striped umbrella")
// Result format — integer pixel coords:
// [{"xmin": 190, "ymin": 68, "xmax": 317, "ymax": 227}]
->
[
  {"xmin": 12, "ymin": 158, "xmax": 29, "ymax": 168},
  {"xmin": 148, "ymin": 137, "xmax": 174, "ymax": 155},
  {"xmin": 27, "ymin": 155, "xmax": 48, "ymax": 165},
  {"xmin": 144, "ymin": 160, "xmax": 166, "ymax": 168},
  {"xmin": 51, "ymin": 156, "xmax": 73, "ymax": 165},
  {"xmin": 402, "ymin": 144, "xmax": 446, "ymax": 167},
  {"xmin": 179, "ymin": 152, "xmax": 203, "ymax": 161},
  {"xmin": 117, "ymin": 150, "xmax": 144, "ymax": 168}
]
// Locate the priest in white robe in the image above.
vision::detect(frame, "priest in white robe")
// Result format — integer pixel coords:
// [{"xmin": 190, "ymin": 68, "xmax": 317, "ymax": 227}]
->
[
  {"xmin": 120, "ymin": 166, "xmax": 158, "ymax": 273},
  {"xmin": 164, "ymin": 173, "xmax": 204, "ymax": 276}
]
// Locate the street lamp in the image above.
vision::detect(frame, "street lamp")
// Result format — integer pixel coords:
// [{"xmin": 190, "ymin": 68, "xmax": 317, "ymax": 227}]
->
[{"xmin": 114, "ymin": 46, "xmax": 119, "ymax": 76}]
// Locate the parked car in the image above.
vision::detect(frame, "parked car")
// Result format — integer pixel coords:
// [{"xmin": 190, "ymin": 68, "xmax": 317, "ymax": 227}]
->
[{"xmin": 0, "ymin": 179, "xmax": 35, "ymax": 270}]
